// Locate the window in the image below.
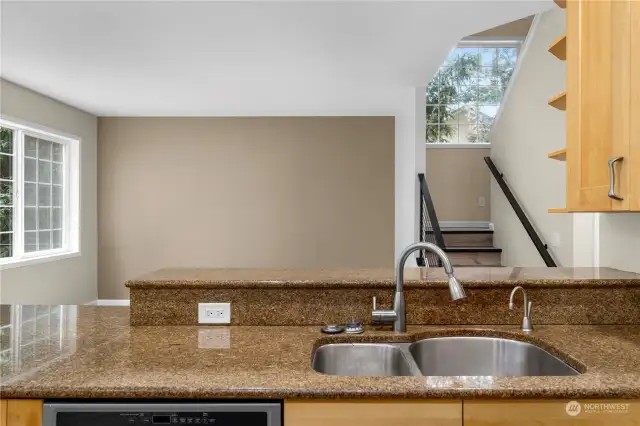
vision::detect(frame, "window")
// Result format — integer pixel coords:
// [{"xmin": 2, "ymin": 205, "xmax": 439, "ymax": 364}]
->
[
  {"xmin": 426, "ymin": 42, "xmax": 520, "ymax": 144},
  {"xmin": 0, "ymin": 118, "xmax": 79, "ymax": 267}
]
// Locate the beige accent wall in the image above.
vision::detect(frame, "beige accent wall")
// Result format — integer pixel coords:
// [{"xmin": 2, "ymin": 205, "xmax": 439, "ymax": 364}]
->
[
  {"xmin": 98, "ymin": 117, "xmax": 395, "ymax": 299},
  {"xmin": 0, "ymin": 79, "xmax": 98, "ymax": 304},
  {"xmin": 490, "ymin": 10, "xmax": 573, "ymax": 267},
  {"xmin": 426, "ymin": 148, "xmax": 491, "ymax": 222}
]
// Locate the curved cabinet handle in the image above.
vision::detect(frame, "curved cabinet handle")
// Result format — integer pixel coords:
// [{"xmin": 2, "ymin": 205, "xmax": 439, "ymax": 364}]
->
[{"xmin": 608, "ymin": 156, "xmax": 624, "ymax": 201}]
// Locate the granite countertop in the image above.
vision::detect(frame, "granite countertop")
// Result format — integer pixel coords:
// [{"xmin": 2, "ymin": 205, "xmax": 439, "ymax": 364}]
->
[
  {"xmin": 1, "ymin": 305, "xmax": 639, "ymax": 399},
  {"xmin": 125, "ymin": 267, "xmax": 640, "ymax": 289}
]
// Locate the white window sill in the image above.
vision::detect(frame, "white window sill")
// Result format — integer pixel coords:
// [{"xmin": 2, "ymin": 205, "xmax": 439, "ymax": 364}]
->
[
  {"xmin": 426, "ymin": 144, "xmax": 491, "ymax": 149},
  {"xmin": 0, "ymin": 250, "xmax": 80, "ymax": 270}
]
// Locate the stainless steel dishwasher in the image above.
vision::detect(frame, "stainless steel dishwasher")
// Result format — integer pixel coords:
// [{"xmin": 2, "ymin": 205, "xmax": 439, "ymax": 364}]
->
[{"xmin": 43, "ymin": 402, "xmax": 281, "ymax": 425}]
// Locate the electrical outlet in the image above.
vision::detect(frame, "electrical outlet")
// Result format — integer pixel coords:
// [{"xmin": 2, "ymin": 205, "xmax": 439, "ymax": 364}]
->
[
  {"xmin": 198, "ymin": 302, "xmax": 231, "ymax": 324},
  {"xmin": 478, "ymin": 197, "xmax": 486, "ymax": 207}
]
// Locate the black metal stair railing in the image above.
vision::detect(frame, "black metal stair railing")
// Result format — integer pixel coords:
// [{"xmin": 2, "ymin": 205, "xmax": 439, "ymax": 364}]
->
[
  {"xmin": 417, "ymin": 173, "xmax": 446, "ymax": 267},
  {"xmin": 484, "ymin": 156, "xmax": 557, "ymax": 267}
]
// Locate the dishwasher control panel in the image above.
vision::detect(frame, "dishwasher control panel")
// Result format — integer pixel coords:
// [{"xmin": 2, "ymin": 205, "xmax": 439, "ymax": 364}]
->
[
  {"xmin": 56, "ymin": 411, "xmax": 267, "ymax": 425},
  {"xmin": 43, "ymin": 402, "xmax": 281, "ymax": 426}
]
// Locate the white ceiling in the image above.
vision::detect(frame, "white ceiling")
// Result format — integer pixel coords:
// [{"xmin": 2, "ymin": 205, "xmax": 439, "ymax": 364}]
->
[{"xmin": 0, "ymin": 1, "xmax": 551, "ymax": 116}]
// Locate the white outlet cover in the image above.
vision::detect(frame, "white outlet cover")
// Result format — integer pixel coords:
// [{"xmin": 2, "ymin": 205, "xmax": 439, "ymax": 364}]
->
[{"xmin": 198, "ymin": 302, "xmax": 231, "ymax": 324}]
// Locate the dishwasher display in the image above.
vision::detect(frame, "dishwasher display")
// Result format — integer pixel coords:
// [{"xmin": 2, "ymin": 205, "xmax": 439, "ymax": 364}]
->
[{"xmin": 43, "ymin": 402, "xmax": 281, "ymax": 426}]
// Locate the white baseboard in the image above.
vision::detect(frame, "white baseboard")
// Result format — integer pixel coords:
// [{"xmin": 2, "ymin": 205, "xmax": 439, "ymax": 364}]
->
[
  {"xmin": 86, "ymin": 299, "xmax": 130, "ymax": 306},
  {"xmin": 439, "ymin": 221, "xmax": 493, "ymax": 230}
]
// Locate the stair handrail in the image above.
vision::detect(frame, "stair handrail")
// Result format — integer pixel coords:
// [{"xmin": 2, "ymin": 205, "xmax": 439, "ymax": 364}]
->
[
  {"xmin": 484, "ymin": 156, "xmax": 557, "ymax": 267},
  {"xmin": 417, "ymin": 173, "xmax": 446, "ymax": 267}
]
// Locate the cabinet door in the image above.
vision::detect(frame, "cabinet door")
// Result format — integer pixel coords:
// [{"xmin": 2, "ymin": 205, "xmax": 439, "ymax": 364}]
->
[
  {"xmin": 464, "ymin": 400, "xmax": 640, "ymax": 426},
  {"xmin": 5, "ymin": 400, "xmax": 42, "ymax": 426},
  {"xmin": 0, "ymin": 400, "xmax": 7, "ymax": 426},
  {"xmin": 284, "ymin": 400, "xmax": 462, "ymax": 426},
  {"xmin": 567, "ymin": 0, "xmax": 632, "ymax": 211},
  {"xmin": 630, "ymin": 0, "xmax": 640, "ymax": 211}
]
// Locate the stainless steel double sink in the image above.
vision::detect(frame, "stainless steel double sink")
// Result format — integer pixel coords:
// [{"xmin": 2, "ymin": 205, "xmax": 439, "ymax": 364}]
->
[{"xmin": 312, "ymin": 336, "xmax": 580, "ymax": 377}]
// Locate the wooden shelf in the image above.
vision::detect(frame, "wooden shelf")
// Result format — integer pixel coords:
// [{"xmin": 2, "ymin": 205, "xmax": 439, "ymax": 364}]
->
[
  {"xmin": 548, "ymin": 34, "xmax": 567, "ymax": 60},
  {"xmin": 553, "ymin": 0, "xmax": 567, "ymax": 8},
  {"xmin": 549, "ymin": 208, "xmax": 569, "ymax": 213},
  {"xmin": 548, "ymin": 92, "xmax": 567, "ymax": 110},
  {"xmin": 548, "ymin": 148, "xmax": 567, "ymax": 161}
]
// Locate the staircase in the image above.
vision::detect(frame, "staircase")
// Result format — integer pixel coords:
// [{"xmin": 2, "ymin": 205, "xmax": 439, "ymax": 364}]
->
[
  {"xmin": 442, "ymin": 228, "xmax": 502, "ymax": 266},
  {"xmin": 417, "ymin": 157, "xmax": 555, "ymax": 268},
  {"xmin": 416, "ymin": 173, "xmax": 503, "ymax": 268}
]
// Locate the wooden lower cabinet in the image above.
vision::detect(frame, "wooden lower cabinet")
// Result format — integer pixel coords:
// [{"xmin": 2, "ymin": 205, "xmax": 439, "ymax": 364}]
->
[
  {"xmin": 284, "ymin": 400, "xmax": 462, "ymax": 426},
  {"xmin": 1, "ymin": 398, "xmax": 638, "ymax": 425},
  {"xmin": 0, "ymin": 400, "xmax": 42, "ymax": 426},
  {"xmin": 0, "ymin": 400, "xmax": 7, "ymax": 426},
  {"xmin": 464, "ymin": 400, "xmax": 640, "ymax": 426}
]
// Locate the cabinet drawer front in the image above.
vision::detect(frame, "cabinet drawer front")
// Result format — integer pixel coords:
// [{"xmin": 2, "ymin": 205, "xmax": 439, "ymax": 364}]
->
[
  {"xmin": 464, "ymin": 400, "xmax": 640, "ymax": 426},
  {"xmin": 5, "ymin": 400, "xmax": 43, "ymax": 426},
  {"xmin": 285, "ymin": 400, "xmax": 461, "ymax": 426}
]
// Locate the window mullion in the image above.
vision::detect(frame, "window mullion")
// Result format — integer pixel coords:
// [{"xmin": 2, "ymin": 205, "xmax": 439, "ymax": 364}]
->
[{"xmin": 13, "ymin": 130, "xmax": 24, "ymax": 259}]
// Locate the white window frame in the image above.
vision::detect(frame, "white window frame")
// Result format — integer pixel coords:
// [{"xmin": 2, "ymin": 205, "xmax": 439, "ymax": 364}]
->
[
  {"xmin": 0, "ymin": 116, "xmax": 80, "ymax": 269},
  {"xmin": 425, "ymin": 39, "xmax": 523, "ymax": 148}
]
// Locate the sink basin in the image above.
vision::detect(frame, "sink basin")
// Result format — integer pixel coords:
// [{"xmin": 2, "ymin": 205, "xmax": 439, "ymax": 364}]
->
[
  {"xmin": 312, "ymin": 336, "xmax": 579, "ymax": 377},
  {"xmin": 409, "ymin": 337, "xmax": 579, "ymax": 376},
  {"xmin": 312, "ymin": 343, "xmax": 416, "ymax": 376}
]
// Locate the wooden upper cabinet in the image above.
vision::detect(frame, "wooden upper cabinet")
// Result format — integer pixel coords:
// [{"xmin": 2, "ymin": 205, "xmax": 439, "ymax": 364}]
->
[
  {"xmin": 566, "ymin": 0, "xmax": 639, "ymax": 212},
  {"xmin": 630, "ymin": 0, "xmax": 640, "ymax": 211}
]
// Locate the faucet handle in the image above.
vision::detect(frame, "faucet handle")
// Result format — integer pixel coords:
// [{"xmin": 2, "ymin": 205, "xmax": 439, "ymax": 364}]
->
[{"xmin": 371, "ymin": 296, "xmax": 396, "ymax": 324}]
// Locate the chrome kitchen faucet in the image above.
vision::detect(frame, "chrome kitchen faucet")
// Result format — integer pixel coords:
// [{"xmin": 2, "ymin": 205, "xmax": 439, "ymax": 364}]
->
[{"xmin": 372, "ymin": 242, "xmax": 467, "ymax": 332}]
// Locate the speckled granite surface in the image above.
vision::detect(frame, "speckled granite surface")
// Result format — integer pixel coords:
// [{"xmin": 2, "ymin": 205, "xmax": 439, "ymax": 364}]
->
[
  {"xmin": 1, "ymin": 306, "xmax": 639, "ymax": 399},
  {"xmin": 130, "ymin": 286, "xmax": 640, "ymax": 326},
  {"xmin": 125, "ymin": 267, "xmax": 640, "ymax": 289},
  {"xmin": 129, "ymin": 267, "xmax": 640, "ymax": 325}
]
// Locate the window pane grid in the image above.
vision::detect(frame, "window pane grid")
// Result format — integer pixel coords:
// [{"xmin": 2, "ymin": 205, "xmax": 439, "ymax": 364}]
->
[
  {"xmin": 426, "ymin": 45, "xmax": 518, "ymax": 144},
  {"xmin": 0, "ymin": 127, "xmax": 14, "ymax": 258},
  {"xmin": 23, "ymin": 137, "xmax": 64, "ymax": 253}
]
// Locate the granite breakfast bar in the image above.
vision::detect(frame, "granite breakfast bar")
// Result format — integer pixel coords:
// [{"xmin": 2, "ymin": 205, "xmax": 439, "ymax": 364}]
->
[{"xmin": 2, "ymin": 267, "xmax": 640, "ymax": 425}]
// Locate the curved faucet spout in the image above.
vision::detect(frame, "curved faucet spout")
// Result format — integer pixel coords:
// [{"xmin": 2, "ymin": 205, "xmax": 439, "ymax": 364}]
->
[
  {"xmin": 372, "ymin": 242, "xmax": 467, "ymax": 333},
  {"xmin": 509, "ymin": 286, "xmax": 533, "ymax": 332}
]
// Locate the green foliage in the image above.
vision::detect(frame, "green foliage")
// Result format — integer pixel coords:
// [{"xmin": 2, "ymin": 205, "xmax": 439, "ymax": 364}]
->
[
  {"xmin": 0, "ymin": 127, "xmax": 13, "ymax": 258},
  {"xmin": 0, "ymin": 127, "xmax": 12, "ymax": 154},
  {"xmin": 426, "ymin": 47, "xmax": 517, "ymax": 143},
  {"xmin": 0, "ymin": 246, "xmax": 10, "ymax": 258},
  {"xmin": 0, "ymin": 183, "xmax": 11, "ymax": 206}
]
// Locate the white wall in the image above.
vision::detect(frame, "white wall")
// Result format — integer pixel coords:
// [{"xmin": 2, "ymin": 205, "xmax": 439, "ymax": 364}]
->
[
  {"xmin": 395, "ymin": 87, "xmax": 426, "ymax": 265},
  {"xmin": 599, "ymin": 215, "xmax": 640, "ymax": 273},
  {"xmin": 0, "ymin": 79, "xmax": 98, "ymax": 304},
  {"xmin": 489, "ymin": 10, "xmax": 574, "ymax": 267}
]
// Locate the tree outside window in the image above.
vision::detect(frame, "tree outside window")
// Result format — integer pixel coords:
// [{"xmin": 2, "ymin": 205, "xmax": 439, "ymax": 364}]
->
[{"xmin": 426, "ymin": 45, "xmax": 519, "ymax": 144}]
